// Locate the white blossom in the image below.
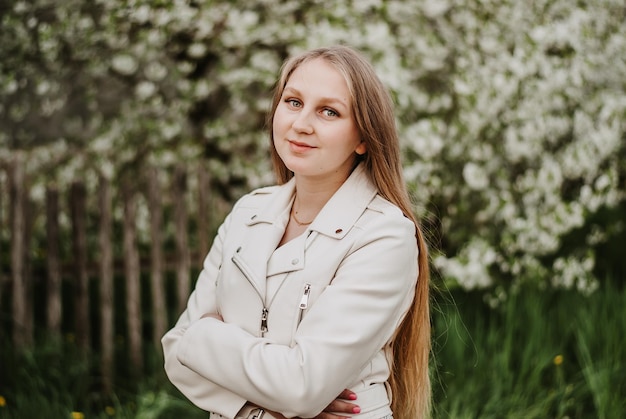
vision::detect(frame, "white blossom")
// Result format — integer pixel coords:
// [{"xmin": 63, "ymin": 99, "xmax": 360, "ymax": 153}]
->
[
  {"xmin": 111, "ymin": 53, "xmax": 138, "ymax": 75},
  {"xmin": 188, "ymin": 43, "xmax": 207, "ymax": 59},
  {"xmin": 144, "ymin": 62, "xmax": 168, "ymax": 81},
  {"xmin": 135, "ymin": 81, "xmax": 156, "ymax": 99},
  {"xmin": 131, "ymin": 5, "xmax": 151, "ymax": 24},
  {"xmin": 421, "ymin": 0, "xmax": 450, "ymax": 18},
  {"xmin": 463, "ymin": 162, "xmax": 489, "ymax": 191},
  {"xmin": 552, "ymin": 256, "xmax": 598, "ymax": 295}
]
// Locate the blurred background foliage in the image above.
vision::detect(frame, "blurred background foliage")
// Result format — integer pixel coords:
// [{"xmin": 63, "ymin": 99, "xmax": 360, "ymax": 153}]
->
[{"xmin": 1, "ymin": 0, "xmax": 625, "ymax": 291}]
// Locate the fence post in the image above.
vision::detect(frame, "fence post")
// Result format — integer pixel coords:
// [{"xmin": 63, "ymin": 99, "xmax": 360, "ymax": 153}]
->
[
  {"xmin": 70, "ymin": 181, "xmax": 90, "ymax": 353},
  {"xmin": 197, "ymin": 164, "xmax": 210, "ymax": 266},
  {"xmin": 0, "ymin": 166, "xmax": 5, "ymax": 310},
  {"xmin": 173, "ymin": 165, "xmax": 190, "ymax": 315},
  {"xmin": 10, "ymin": 153, "xmax": 31, "ymax": 348},
  {"xmin": 122, "ymin": 178, "xmax": 143, "ymax": 376},
  {"xmin": 98, "ymin": 175, "xmax": 114, "ymax": 393},
  {"xmin": 148, "ymin": 167, "xmax": 166, "ymax": 352},
  {"xmin": 46, "ymin": 184, "xmax": 62, "ymax": 336}
]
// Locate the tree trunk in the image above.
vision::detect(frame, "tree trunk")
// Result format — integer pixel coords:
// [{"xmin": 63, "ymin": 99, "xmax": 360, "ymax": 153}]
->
[
  {"xmin": 70, "ymin": 181, "xmax": 90, "ymax": 353},
  {"xmin": 173, "ymin": 166, "xmax": 190, "ymax": 315},
  {"xmin": 197, "ymin": 164, "xmax": 210, "ymax": 266},
  {"xmin": 10, "ymin": 153, "xmax": 30, "ymax": 348},
  {"xmin": 122, "ymin": 179, "xmax": 143, "ymax": 376},
  {"xmin": 23, "ymin": 192, "xmax": 35, "ymax": 348},
  {"xmin": 98, "ymin": 175, "xmax": 114, "ymax": 393},
  {"xmin": 46, "ymin": 184, "xmax": 62, "ymax": 336},
  {"xmin": 148, "ymin": 168, "xmax": 167, "ymax": 352},
  {"xmin": 0, "ymin": 168, "xmax": 4, "ymax": 309}
]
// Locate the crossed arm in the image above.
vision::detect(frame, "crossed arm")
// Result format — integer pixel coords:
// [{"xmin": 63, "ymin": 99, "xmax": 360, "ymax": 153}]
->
[{"xmin": 201, "ymin": 312, "xmax": 360, "ymax": 419}]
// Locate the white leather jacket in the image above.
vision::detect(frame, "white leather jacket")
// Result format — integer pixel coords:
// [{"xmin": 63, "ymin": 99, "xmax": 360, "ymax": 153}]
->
[{"xmin": 162, "ymin": 164, "xmax": 418, "ymax": 418}]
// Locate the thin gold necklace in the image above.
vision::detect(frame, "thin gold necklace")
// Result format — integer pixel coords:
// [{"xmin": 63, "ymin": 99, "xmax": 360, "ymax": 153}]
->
[{"xmin": 291, "ymin": 202, "xmax": 313, "ymax": 226}]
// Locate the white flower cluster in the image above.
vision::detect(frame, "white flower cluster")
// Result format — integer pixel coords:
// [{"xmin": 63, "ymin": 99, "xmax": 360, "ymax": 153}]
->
[{"xmin": 1, "ymin": 0, "xmax": 624, "ymax": 292}]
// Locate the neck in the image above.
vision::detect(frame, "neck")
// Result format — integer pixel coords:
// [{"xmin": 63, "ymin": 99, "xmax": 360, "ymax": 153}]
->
[
  {"xmin": 293, "ymin": 178, "xmax": 343, "ymax": 211},
  {"xmin": 290, "ymin": 177, "xmax": 343, "ymax": 226},
  {"xmin": 290, "ymin": 162, "xmax": 360, "ymax": 223}
]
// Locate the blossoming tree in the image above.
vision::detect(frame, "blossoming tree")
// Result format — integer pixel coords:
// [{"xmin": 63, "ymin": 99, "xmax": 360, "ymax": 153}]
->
[{"xmin": 1, "ymin": 0, "xmax": 624, "ymax": 293}]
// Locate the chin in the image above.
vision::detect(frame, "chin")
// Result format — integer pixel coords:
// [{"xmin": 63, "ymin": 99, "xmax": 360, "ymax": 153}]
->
[{"xmin": 281, "ymin": 158, "xmax": 307, "ymax": 175}]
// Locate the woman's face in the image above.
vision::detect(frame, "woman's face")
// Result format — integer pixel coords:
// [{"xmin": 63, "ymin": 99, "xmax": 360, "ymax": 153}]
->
[{"xmin": 272, "ymin": 58, "xmax": 365, "ymax": 184}]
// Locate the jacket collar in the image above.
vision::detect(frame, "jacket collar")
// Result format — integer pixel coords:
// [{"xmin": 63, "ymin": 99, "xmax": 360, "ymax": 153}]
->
[
  {"xmin": 246, "ymin": 178, "xmax": 296, "ymax": 226},
  {"xmin": 312, "ymin": 163, "xmax": 377, "ymax": 239},
  {"xmin": 248, "ymin": 163, "xmax": 377, "ymax": 239}
]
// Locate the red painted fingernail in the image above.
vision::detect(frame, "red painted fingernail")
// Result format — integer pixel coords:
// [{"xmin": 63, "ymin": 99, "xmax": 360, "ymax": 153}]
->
[
  {"xmin": 352, "ymin": 406, "xmax": 361, "ymax": 414},
  {"xmin": 349, "ymin": 393, "xmax": 357, "ymax": 400}
]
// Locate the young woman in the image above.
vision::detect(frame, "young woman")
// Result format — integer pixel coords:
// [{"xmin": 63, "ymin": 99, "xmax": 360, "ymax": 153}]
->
[{"xmin": 162, "ymin": 45, "xmax": 431, "ymax": 419}]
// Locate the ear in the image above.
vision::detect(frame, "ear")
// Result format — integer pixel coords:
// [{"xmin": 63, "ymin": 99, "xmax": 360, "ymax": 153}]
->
[{"xmin": 355, "ymin": 142, "xmax": 367, "ymax": 155}]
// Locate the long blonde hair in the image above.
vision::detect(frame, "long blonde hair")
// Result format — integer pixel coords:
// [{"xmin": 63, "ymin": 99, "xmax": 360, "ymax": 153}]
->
[{"xmin": 267, "ymin": 45, "xmax": 431, "ymax": 418}]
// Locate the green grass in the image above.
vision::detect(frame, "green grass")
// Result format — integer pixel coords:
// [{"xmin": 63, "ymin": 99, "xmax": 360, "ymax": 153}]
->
[
  {"xmin": 0, "ymin": 336, "xmax": 204, "ymax": 419},
  {"xmin": 1, "ymin": 283, "xmax": 624, "ymax": 418},
  {"xmin": 431, "ymin": 283, "xmax": 626, "ymax": 418}
]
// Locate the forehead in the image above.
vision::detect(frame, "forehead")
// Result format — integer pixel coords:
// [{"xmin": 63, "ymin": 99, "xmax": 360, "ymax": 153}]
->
[{"xmin": 284, "ymin": 58, "xmax": 352, "ymax": 98}]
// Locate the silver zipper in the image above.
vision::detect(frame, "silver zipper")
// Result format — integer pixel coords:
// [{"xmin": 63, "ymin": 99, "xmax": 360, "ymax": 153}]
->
[
  {"xmin": 231, "ymin": 249, "xmax": 263, "ymax": 298},
  {"xmin": 260, "ymin": 307, "xmax": 269, "ymax": 335},
  {"xmin": 232, "ymin": 248, "xmax": 268, "ymax": 336},
  {"xmin": 300, "ymin": 283, "xmax": 311, "ymax": 309},
  {"xmin": 297, "ymin": 283, "xmax": 311, "ymax": 325}
]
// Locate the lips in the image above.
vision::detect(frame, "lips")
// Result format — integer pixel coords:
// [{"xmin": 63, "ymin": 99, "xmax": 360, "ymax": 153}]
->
[{"xmin": 288, "ymin": 139, "xmax": 316, "ymax": 152}]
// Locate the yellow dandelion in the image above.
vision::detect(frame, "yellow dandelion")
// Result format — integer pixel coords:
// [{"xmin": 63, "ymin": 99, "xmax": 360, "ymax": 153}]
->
[
  {"xmin": 105, "ymin": 406, "xmax": 115, "ymax": 416},
  {"xmin": 71, "ymin": 411, "xmax": 85, "ymax": 419},
  {"xmin": 553, "ymin": 354, "xmax": 564, "ymax": 366},
  {"xmin": 0, "ymin": 395, "xmax": 6, "ymax": 407}
]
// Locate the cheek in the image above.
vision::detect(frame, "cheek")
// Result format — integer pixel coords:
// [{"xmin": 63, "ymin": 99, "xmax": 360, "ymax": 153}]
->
[
  {"xmin": 272, "ymin": 113, "xmax": 287, "ymax": 149},
  {"xmin": 272, "ymin": 109, "xmax": 288, "ymax": 135},
  {"xmin": 271, "ymin": 114, "xmax": 281, "ymax": 139}
]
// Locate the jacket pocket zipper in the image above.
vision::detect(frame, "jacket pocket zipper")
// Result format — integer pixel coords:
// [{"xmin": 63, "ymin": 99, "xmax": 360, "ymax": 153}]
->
[
  {"xmin": 298, "ymin": 283, "xmax": 311, "ymax": 325},
  {"xmin": 232, "ymin": 248, "xmax": 268, "ymax": 336}
]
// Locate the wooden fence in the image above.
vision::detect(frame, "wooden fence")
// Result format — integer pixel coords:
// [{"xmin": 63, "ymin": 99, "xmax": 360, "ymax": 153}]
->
[{"xmin": 1, "ymin": 153, "xmax": 227, "ymax": 393}]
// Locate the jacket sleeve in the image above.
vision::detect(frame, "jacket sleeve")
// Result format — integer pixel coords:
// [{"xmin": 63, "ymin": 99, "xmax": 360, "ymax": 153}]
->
[
  {"xmin": 175, "ymin": 212, "xmax": 419, "ymax": 418},
  {"xmin": 161, "ymin": 212, "xmax": 248, "ymax": 418}
]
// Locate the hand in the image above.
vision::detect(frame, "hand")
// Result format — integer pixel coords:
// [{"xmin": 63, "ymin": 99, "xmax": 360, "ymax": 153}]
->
[
  {"xmin": 313, "ymin": 389, "xmax": 360, "ymax": 418},
  {"xmin": 262, "ymin": 409, "xmax": 289, "ymax": 419},
  {"xmin": 200, "ymin": 312, "xmax": 223, "ymax": 321},
  {"xmin": 258, "ymin": 389, "xmax": 360, "ymax": 419}
]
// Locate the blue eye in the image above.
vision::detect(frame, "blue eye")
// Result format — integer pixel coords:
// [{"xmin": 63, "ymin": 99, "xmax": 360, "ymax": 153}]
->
[
  {"xmin": 286, "ymin": 99, "xmax": 302, "ymax": 108},
  {"xmin": 323, "ymin": 108, "xmax": 338, "ymax": 117}
]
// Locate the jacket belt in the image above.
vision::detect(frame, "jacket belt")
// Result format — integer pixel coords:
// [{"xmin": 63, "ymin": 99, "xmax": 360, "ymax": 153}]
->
[
  {"xmin": 348, "ymin": 383, "xmax": 393, "ymax": 418},
  {"xmin": 212, "ymin": 406, "xmax": 266, "ymax": 419},
  {"xmin": 212, "ymin": 383, "xmax": 391, "ymax": 418}
]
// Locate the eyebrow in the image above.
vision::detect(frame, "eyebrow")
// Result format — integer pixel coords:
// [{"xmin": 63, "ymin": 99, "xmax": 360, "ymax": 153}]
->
[{"xmin": 283, "ymin": 86, "xmax": 349, "ymax": 110}]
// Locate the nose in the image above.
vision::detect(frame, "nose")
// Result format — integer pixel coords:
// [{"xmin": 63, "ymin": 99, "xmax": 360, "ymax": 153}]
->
[{"xmin": 292, "ymin": 109, "xmax": 314, "ymax": 134}]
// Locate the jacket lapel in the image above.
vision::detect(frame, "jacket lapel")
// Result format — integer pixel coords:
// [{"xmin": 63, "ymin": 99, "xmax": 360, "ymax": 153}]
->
[{"xmin": 233, "ymin": 178, "xmax": 296, "ymax": 297}]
